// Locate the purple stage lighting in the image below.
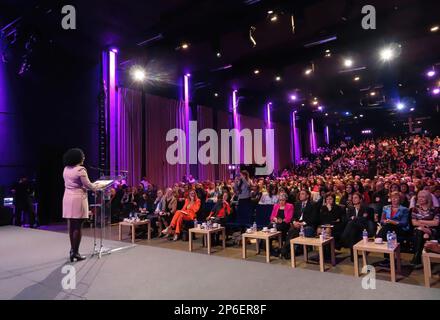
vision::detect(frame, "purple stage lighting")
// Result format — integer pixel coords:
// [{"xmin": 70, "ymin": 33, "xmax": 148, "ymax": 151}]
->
[
  {"xmin": 290, "ymin": 95, "xmax": 297, "ymax": 101},
  {"xmin": 427, "ymin": 70, "xmax": 436, "ymax": 77},
  {"xmin": 433, "ymin": 88, "xmax": 440, "ymax": 95}
]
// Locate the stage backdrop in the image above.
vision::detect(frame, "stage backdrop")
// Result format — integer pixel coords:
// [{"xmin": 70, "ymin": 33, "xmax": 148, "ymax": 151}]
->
[{"xmin": 115, "ymin": 88, "xmax": 293, "ymax": 188}]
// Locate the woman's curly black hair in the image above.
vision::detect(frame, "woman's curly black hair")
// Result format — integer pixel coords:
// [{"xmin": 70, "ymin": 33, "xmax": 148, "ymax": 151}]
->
[{"xmin": 63, "ymin": 148, "xmax": 85, "ymax": 167}]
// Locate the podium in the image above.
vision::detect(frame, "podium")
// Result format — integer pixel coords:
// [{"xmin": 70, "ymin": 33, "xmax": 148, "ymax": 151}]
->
[{"xmin": 90, "ymin": 177, "xmax": 135, "ymax": 258}]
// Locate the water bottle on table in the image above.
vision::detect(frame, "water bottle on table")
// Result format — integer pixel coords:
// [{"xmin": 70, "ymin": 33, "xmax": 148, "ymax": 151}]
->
[
  {"xmin": 299, "ymin": 225, "xmax": 305, "ymax": 238},
  {"xmin": 252, "ymin": 221, "xmax": 257, "ymax": 232},
  {"xmin": 386, "ymin": 231, "xmax": 392, "ymax": 249},
  {"xmin": 362, "ymin": 229, "xmax": 368, "ymax": 244},
  {"xmin": 392, "ymin": 231, "xmax": 397, "ymax": 248}
]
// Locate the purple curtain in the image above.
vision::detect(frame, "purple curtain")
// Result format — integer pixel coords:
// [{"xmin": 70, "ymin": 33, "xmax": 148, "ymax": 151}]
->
[
  {"xmin": 145, "ymin": 94, "xmax": 187, "ymax": 188},
  {"xmin": 113, "ymin": 89, "xmax": 294, "ymax": 188},
  {"xmin": 216, "ymin": 110, "xmax": 230, "ymax": 181},
  {"xmin": 117, "ymin": 88, "xmax": 143, "ymax": 186},
  {"xmin": 197, "ymin": 105, "xmax": 216, "ymax": 181}
]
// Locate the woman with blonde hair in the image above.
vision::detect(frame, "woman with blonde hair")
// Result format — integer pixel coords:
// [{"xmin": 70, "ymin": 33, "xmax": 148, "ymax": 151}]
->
[
  {"xmin": 162, "ymin": 189, "xmax": 200, "ymax": 241},
  {"xmin": 410, "ymin": 190, "xmax": 439, "ymax": 266}
]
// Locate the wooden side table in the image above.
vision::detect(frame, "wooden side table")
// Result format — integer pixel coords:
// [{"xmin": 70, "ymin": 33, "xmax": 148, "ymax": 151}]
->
[
  {"xmin": 353, "ymin": 240, "xmax": 401, "ymax": 282},
  {"xmin": 189, "ymin": 227, "xmax": 226, "ymax": 255},
  {"xmin": 422, "ymin": 250, "xmax": 440, "ymax": 288},
  {"xmin": 290, "ymin": 236, "xmax": 335, "ymax": 272},
  {"xmin": 242, "ymin": 231, "xmax": 282, "ymax": 263},
  {"xmin": 118, "ymin": 220, "xmax": 151, "ymax": 243}
]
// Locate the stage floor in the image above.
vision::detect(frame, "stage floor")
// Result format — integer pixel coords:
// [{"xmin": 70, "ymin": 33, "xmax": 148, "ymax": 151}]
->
[{"xmin": 1, "ymin": 226, "xmax": 439, "ymax": 300}]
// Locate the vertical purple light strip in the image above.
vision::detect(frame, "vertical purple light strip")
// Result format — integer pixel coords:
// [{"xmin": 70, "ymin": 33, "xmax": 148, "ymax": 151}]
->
[
  {"xmin": 325, "ymin": 125, "xmax": 330, "ymax": 144},
  {"xmin": 232, "ymin": 90, "xmax": 240, "ymax": 165},
  {"xmin": 109, "ymin": 50, "xmax": 117, "ymax": 175},
  {"xmin": 184, "ymin": 74, "xmax": 190, "ymax": 175},
  {"xmin": 292, "ymin": 111, "xmax": 301, "ymax": 164},
  {"xmin": 266, "ymin": 103, "xmax": 272, "ymax": 129},
  {"xmin": 310, "ymin": 118, "xmax": 317, "ymax": 153}
]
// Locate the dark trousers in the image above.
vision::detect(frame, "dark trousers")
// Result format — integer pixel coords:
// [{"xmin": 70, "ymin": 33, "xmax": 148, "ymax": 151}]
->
[
  {"xmin": 376, "ymin": 224, "xmax": 405, "ymax": 260},
  {"xmin": 264, "ymin": 221, "xmax": 290, "ymax": 254},
  {"xmin": 412, "ymin": 228, "xmax": 434, "ymax": 264},
  {"xmin": 15, "ymin": 200, "xmax": 36, "ymax": 226},
  {"xmin": 146, "ymin": 214, "xmax": 159, "ymax": 235},
  {"xmin": 377, "ymin": 223, "xmax": 404, "ymax": 240},
  {"xmin": 341, "ymin": 218, "xmax": 376, "ymax": 248},
  {"xmin": 281, "ymin": 225, "xmax": 316, "ymax": 258}
]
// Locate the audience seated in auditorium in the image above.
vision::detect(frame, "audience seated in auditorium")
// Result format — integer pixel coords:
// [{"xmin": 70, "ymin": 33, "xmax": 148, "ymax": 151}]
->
[
  {"xmin": 410, "ymin": 190, "xmax": 440, "ymax": 266},
  {"xmin": 207, "ymin": 191, "xmax": 231, "ymax": 225},
  {"xmin": 282, "ymin": 190, "xmax": 317, "ymax": 258},
  {"xmin": 162, "ymin": 189, "xmax": 200, "ymax": 241},
  {"xmin": 341, "ymin": 192, "xmax": 376, "ymax": 257},
  {"xmin": 317, "ymin": 192, "xmax": 345, "ymax": 249}
]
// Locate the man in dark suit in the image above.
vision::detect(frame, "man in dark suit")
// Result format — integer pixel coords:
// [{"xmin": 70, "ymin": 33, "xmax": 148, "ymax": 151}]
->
[
  {"xmin": 281, "ymin": 190, "xmax": 317, "ymax": 259},
  {"xmin": 341, "ymin": 192, "xmax": 376, "ymax": 250}
]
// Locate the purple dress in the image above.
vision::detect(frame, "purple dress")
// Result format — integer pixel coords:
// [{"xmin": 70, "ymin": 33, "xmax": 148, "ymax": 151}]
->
[{"xmin": 62, "ymin": 166, "xmax": 96, "ymax": 219}]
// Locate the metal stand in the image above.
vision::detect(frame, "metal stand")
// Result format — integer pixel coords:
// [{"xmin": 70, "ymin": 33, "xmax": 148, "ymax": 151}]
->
[{"xmin": 90, "ymin": 180, "xmax": 134, "ymax": 259}]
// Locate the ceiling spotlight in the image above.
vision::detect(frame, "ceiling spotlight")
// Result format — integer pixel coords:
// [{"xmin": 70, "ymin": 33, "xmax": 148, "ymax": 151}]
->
[
  {"xmin": 181, "ymin": 43, "xmax": 189, "ymax": 49},
  {"xmin": 325, "ymin": 113, "xmax": 329, "ymax": 116},
  {"xmin": 267, "ymin": 10, "xmax": 274, "ymax": 14},
  {"xmin": 254, "ymin": 69, "xmax": 260, "ymax": 74},
  {"xmin": 290, "ymin": 95, "xmax": 297, "ymax": 101},
  {"xmin": 427, "ymin": 70, "xmax": 436, "ymax": 77},
  {"xmin": 270, "ymin": 15, "xmax": 278, "ymax": 22},
  {"xmin": 410, "ymin": 108, "xmax": 415, "ymax": 111},
  {"xmin": 396, "ymin": 102, "xmax": 405, "ymax": 110},
  {"xmin": 131, "ymin": 67, "xmax": 146, "ymax": 82},
  {"xmin": 216, "ymin": 52, "xmax": 221, "ymax": 58},
  {"xmin": 325, "ymin": 49, "xmax": 330, "ymax": 53},
  {"xmin": 354, "ymin": 116, "xmax": 358, "ymax": 119},
  {"xmin": 214, "ymin": 93, "xmax": 219, "ymax": 97},
  {"xmin": 305, "ymin": 68, "xmax": 313, "ymax": 75},
  {"xmin": 360, "ymin": 114, "xmax": 364, "ymax": 118},
  {"xmin": 398, "ymin": 83, "xmax": 403, "ymax": 87},
  {"xmin": 110, "ymin": 47, "xmax": 118, "ymax": 53},
  {"xmin": 185, "ymin": 73, "xmax": 191, "ymax": 77},
  {"xmin": 312, "ymin": 101, "xmax": 318, "ymax": 105},
  {"xmin": 318, "ymin": 106, "xmax": 324, "ymax": 111},
  {"xmin": 345, "ymin": 112, "xmax": 350, "ymax": 116},
  {"xmin": 343, "ymin": 59, "xmax": 353, "ymax": 68},
  {"xmin": 275, "ymin": 75, "xmax": 281, "ymax": 81},
  {"xmin": 370, "ymin": 92, "xmax": 376, "ymax": 96},
  {"xmin": 301, "ymin": 103, "xmax": 305, "ymax": 106},
  {"xmin": 430, "ymin": 25, "xmax": 439, "ymax": 32},
  {"xmin": 433, "ymin": 88, "xmax": 440, "ymax": 95},
  {"xmin": 379, "ymin": 47, "xmax": 395, "ymax": 61},
  {"xmin": 354, "ymin": 76, "xmax": 360, "ymax": 81},
  {"xmin": 325, "ymin": 53, "xmax": 332, "ymax": 58}
]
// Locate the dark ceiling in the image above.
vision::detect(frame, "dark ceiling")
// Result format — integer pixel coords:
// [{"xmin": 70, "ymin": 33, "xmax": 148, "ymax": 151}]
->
[{"xmin": 1, "ymin": 0, "xmax": 439, "ymax": 130}]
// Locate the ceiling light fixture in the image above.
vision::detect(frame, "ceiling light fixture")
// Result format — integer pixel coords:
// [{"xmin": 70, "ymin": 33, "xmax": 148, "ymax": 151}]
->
[{"xmin": 343, "ymin": 59, "xmax": 353, "ymax": 68}]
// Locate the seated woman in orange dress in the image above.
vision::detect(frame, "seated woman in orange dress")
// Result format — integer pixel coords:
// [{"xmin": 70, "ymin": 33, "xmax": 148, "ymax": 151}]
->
[{"xmin": 162, "ymin": 189, "xmax": 200, "ymax": 241}]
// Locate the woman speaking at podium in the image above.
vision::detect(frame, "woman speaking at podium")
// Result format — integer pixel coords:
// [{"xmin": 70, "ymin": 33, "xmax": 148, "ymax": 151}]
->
[{"xmin": 62, "ymin": 148, "xmax": 97, "ymax": 262}]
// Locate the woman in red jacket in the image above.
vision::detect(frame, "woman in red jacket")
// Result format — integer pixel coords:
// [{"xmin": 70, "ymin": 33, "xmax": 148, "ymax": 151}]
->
[{"xmin": 162, "ymin": 189, "xmax": 200, "ymax": 241}]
